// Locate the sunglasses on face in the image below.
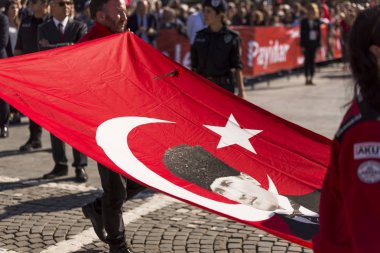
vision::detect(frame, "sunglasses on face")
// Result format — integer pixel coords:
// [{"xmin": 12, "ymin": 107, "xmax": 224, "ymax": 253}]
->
[{"xmin": 57, "ymin": 1, "xmax": 72, "ymax": 7}]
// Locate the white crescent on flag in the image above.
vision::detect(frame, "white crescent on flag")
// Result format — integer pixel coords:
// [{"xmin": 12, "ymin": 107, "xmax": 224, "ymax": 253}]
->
[{"xmin": 96, "ymin": 116, "xmax": 275, "ymax": 221}]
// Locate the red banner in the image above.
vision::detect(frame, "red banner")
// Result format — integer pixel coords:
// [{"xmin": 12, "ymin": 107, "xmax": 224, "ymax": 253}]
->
[
  {"xmin": 0, "ymin": 33, "xmax": 331, "ymax": 247},
  {"xmin": 156, "ymin": 25, "xmax": 342, "ymax": 76}
]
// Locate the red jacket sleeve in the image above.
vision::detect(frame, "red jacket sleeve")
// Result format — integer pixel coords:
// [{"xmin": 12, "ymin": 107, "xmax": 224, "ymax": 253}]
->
[{"xmin": 339, "ymin": 121, "xmax": 380, "ymax": 253}]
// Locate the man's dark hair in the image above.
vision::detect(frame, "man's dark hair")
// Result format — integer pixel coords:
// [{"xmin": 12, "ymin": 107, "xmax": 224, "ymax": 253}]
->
[
  {"xmin": 89, "ymin": 0, "xmax": 109, "ymax": 20},
  {"xmin": 349, "ymin": 5, "xmax": 380, "ymax": 111},
  {"xmin": 4, "ymin": 0, "xmax": 18, "ymax": 14}
]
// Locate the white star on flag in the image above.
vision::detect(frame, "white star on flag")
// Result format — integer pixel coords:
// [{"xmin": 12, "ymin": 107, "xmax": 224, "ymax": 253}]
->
[{"xmin": 204, "ymin": 114, "xmax": 262, "ymax": 154}]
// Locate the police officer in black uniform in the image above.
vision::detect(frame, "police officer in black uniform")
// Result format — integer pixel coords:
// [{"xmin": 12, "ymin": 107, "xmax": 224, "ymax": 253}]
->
[
  {"xmin": 15, "ymin": 0, "xmax": 50, "ymax": 151},
  {"xmin": 191, "ymin": 0, "xmax": 245, "ymax": 99}
]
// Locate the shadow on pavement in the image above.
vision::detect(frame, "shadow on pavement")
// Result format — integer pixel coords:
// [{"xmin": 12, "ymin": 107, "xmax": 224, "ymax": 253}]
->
[
  {"xmin": 0, "ymin": 189, "xmax": 100, "ymax": 221},
  {"xmin": 319, "ymin": 73, "xmax": 352, "ymax": 79},
  {"xmin": 0, "ymin": 177, "xmax": 88, "ymax": 192},
  {"xmin": 252, "ymin": 83, "xmax": 305, "ymax": 91},
  {"xmin": 0, "ymin": 176, "xmax": 156, "ymax": 209},
  {"xmin": 0, "ymin": 148, "xmax": 52, "ymax": 158}
]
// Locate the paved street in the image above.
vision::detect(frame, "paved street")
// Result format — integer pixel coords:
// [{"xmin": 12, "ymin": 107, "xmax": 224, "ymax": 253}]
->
[{"xmin": 0, "ymin": 64, "xmax": 352, "ymax": 253}]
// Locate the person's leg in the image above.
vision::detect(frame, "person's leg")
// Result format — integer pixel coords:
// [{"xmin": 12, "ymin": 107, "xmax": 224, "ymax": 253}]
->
[
  {"xmin": 30, "ymin": 120, "xmax": 42, "ymax": 142},
  {"xmin": 83, "ymin": 167, "xmax": 144, "ymax": 244},
  {"xmin": 19, "ymin": 120, "xmax": 42, "ymax": 151},
  {"xmin": 42, "ymin": 134, "xmax": 68, "ymax": 179},
  {"xmin": 304, "ymin": 48, "xmax": 312, "ymax": 84},
  {"xmin": 72, "ymin": 148, "xmax": 88, "ymax": 167},
  {"xmin": 97, "ymin": 163, "xmax": 128, "ymax": 251},
  {"xmin": 50, "ymin": 133, "xmax": 67, "ymax": 165},
  {"xmin": 82, "ymin": 196, "xmax": 106, "ymax": 242},
  {"xmin": 0, "ymin": 99, "xmax": 9, "ymax": 138},
  {"xmin": 309, "ymin": 47, "xmax": 317, "ymax": 83},
  {"xmin": 72, "ymin": 148, "xmax": 88, "ymax": 182},
  {"xmin": 304, "ymin": 50, "xmax": 310, "ymax": 84}
]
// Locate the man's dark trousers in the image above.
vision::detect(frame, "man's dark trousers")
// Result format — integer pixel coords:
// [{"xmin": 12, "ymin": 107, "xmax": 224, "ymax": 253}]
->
[
  {"xmin": 95, "ymin": 163, "xmax": 144, "ymax": 247},
  {"xmin": 30, "ymin": 120, "xmax": 42, "ymax": 141},
  {"xmin": 50, "ymin": 133, "xmax": 87, "ymax": 166},
  {"xmin": 0, "ymin": 99, "xmax": 9, "ymax": 127},
  {"xmin": 304, "ymin": 46, "xmax": 317, "ymax": 78}
]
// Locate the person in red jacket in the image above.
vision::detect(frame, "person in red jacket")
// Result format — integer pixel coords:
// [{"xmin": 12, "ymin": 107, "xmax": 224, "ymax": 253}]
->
[{"xmin": 313, "ymin": 6, "xmax": 380, "ymax": 253}]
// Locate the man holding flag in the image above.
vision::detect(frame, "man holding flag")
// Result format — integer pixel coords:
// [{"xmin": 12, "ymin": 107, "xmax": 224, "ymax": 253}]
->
[{"xmin": 80, "ymin": 0, "xmax": 144, "ymax": 252}]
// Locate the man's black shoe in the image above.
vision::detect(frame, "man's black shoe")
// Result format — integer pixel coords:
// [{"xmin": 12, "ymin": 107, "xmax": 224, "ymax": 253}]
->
[
  {"xmin": 82, "ymin": 203, "xmax": 107, "ymax": 242},
  {"xmin": 19, "ymin": 139, "xmax": 42, "ymax": 152},
  {"xmin": 0, "ymin": 126, "xmax": 9, "ymax": 138},
  {"xmin": 75, "ymin": 167, "xmax": 88, "ymax": 183},
  {"xmin": 42, "ymin": 164, "xmax": 68, "ymax": 179}
]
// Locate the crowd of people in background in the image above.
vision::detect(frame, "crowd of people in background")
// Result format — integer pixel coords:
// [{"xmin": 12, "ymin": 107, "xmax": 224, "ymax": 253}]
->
[{"xmin": 0, "ymin": 0, "xmax": 371, "ymax": 49}]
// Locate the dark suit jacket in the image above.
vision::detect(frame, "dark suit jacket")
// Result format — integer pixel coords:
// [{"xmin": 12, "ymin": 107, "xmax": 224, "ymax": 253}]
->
[
  {"xmin": 0, "ymin": 13, "xmax": 9, "ymax": 59},
  {"xmin": 127, "ymin": 12, "xmax": 158, "ymax": 45},
  {"xmin": 38, "ymin": 18, "xmax": 87, "ymax": 51},
  {"xmin": 300, "ymin": 18, "xmax": 321, "ymax": 49}
]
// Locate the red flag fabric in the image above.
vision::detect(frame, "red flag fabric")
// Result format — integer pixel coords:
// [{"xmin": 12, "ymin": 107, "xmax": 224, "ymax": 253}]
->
[{"xmin": 0, "ymin": 33, "xmax": 331, "ymax": 248}]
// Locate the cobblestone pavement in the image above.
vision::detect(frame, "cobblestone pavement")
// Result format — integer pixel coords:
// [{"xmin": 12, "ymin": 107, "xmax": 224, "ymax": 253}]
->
[{"xmin": 0, "ymin": 64, "xmax": 352, "ymax": 252}]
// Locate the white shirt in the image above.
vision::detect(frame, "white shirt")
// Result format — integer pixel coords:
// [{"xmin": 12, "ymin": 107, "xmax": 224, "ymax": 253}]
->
[
  {"xmin": 53, "ymin": 16, "xmax": 69, "ymax": 32},
  {"xmin": 9, "ymin": 26, "xmax": 17, "ymax": 52}
]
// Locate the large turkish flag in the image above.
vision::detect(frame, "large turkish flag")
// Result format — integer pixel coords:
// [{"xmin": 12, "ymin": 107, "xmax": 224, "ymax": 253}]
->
[{"xmin": 0, "ymin": 33, "xmax": 331, "ymax": 247}]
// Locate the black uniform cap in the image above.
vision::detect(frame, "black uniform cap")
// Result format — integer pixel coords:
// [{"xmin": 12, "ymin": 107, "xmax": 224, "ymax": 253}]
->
[{"xmin": 202, "ymin": 0, "xmax": 227, "ymax": 13}]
